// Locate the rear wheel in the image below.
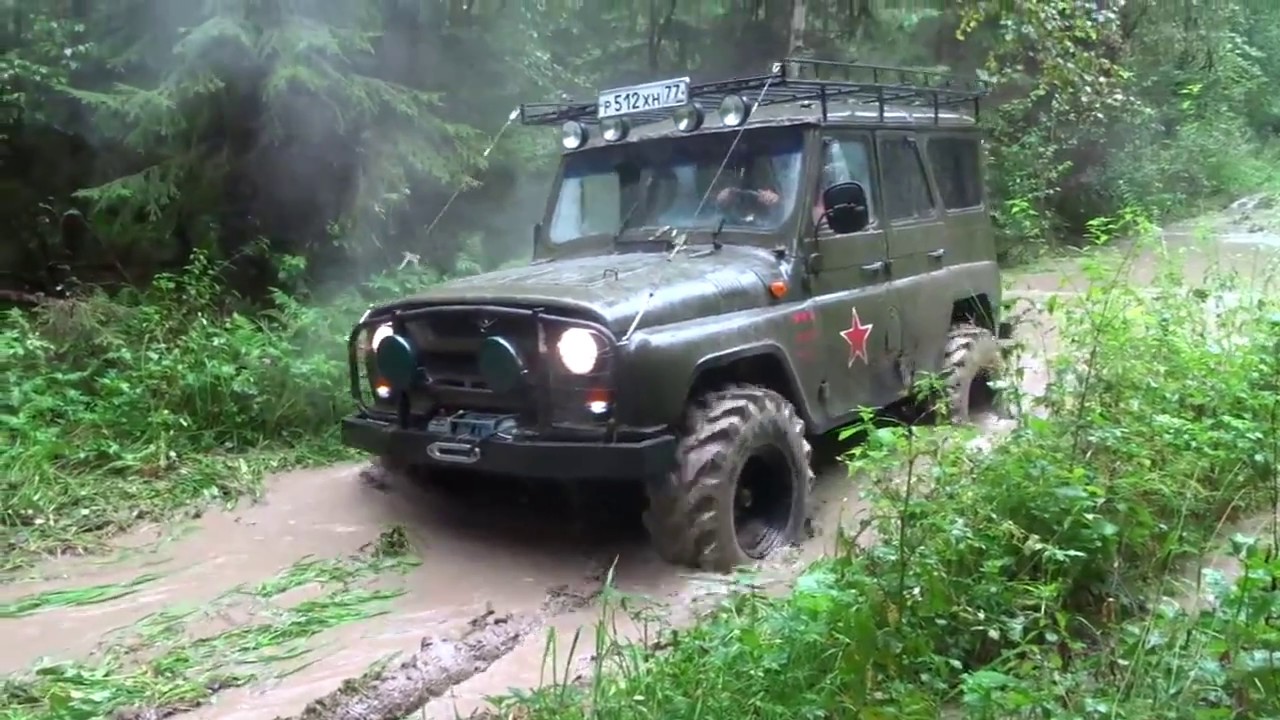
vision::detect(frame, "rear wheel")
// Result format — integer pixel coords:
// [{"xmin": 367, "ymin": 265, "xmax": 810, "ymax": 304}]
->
[
  {"xmin": 643, "ymin": 385, "xmax": 813, "ymax": 572},
  {"xmin": 940, "ymin": 322, "xmax": 1003, "ymax": 422}
]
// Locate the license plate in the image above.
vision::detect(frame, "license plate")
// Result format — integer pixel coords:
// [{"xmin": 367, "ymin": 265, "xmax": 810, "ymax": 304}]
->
[{"xmin": 598, "ymin": 77, "xmax": 690, "ymax": 119}]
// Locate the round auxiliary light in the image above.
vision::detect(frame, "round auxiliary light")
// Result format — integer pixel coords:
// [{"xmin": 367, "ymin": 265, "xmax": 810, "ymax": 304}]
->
[
  {"xmin": 374, "ymin": 333, "xmax": 418, "ymax": 391},
  {"xmin": 601, "ymin": 117, "xmax": 629, "ymax": 142},
  {"xmin": 561, "ymin": 120, "xmax": 587, "ymax": 150},
  {"xmin": 719, "ymin": 95, "xmax": 751, "ymax": 127},
  {"xmin": 673, "ymin": 103, "xmax": 704, "ymax": 132},
  {"xmin": 477, "ymin": 336, "xmax": 527, "ymax": 394}
]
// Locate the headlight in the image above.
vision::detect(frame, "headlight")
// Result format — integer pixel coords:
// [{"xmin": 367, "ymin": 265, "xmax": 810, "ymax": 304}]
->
[
  {"xmin": 370, "ymin": 323, "xmax": 394, "ymax": 350},
  {"xmin": 556, "ymin": 327, "xmax": 599, "ymax": 375}
]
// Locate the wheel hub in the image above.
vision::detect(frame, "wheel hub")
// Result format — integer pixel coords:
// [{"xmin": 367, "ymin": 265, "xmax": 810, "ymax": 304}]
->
[{"xmin": 732, "ymin": 446, "xmax": 793, "ymax": 560}]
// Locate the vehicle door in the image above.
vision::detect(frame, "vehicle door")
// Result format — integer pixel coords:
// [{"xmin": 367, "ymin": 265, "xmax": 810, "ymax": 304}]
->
[
  {"xmin": 875, "ymin": 131, "xmax": 949, "ymax": 390},
  {"xmin": 803, "ymin": 131, "xmax": 899, "ymax": 423}
]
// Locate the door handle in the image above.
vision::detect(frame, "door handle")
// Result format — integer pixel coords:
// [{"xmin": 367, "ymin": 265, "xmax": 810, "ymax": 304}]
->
[
  {"xmin": 860, "ymin": 261, "xmax": 885, "ymax": 274},
  {"xmin": 927, "ymin": 248, "xmax": 946, "ymax": 259}
]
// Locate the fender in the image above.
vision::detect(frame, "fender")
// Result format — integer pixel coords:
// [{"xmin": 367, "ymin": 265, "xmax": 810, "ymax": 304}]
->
[
  {"xmin": 614, "ymin": 303, "xmax": 822, "ymax": 430},
  {"xmin": 688, "ymin": 342, "xmax": 817, "ymax": 425}
]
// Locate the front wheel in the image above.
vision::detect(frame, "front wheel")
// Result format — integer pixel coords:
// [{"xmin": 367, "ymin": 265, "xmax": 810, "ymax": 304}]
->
[{"xmin": 643, "ymin": 385, "xmax": 813, "ymax": 572}]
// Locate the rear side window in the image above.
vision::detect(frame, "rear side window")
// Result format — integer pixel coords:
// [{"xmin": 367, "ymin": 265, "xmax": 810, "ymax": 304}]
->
[
  {"xmin": 927, "ymin": 137, "xmax": 983, "ymax": 210},
  {"xmin": 877, "ymin": 135, "xmax": 934, "ymax": 222}
]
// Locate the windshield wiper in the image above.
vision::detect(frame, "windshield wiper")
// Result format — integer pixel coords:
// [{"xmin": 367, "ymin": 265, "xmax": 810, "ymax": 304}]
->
[
  {"xmin": 611, "ymin": 173, "xmax": 657, "ymax": 244},
  {"xmin": 709, "ymin": 216, "xmax": 727, "ymax": 244}
]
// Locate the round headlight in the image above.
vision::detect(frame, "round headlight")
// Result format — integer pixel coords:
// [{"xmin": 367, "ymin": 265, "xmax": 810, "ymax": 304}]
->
[
  {"xmin": 561, "ymin": 120, "xmax": 587, "ymax": 149},
  {"xmin": 601, "ymin": 118, "xmax": 629, "ymax": 142},
  {"xmin": 673, "ymin": 104, "xmax": 703, "ymax": 132},
  {"xmin": 719, "ymin": 95, "xmax": 751, "ymax": 126},
  {"xmin": 556, "ymin": 327, "xmax": 599, "ymax": 375},
  {"xmin": 370, "ymin": 323, "xmax": 394, "ymax": 350}
]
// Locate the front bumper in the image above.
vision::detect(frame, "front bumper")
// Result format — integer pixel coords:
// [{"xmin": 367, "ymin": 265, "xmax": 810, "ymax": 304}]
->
[{"xmin": 341, "ymin": 415, "xmax": 677, "ymax": 481}]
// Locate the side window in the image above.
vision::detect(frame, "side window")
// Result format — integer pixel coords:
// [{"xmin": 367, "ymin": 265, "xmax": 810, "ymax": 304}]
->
[
  {"xmin": 817, "ymin": 134, "xmax": 876, "ymax": 230},
  {"xmin": 927, "ymin": 137, "xmax": 983, "ymax": 210},
  {"xmin": 877, "ymin": 134, "xmax": 934, "ymax": 222}
]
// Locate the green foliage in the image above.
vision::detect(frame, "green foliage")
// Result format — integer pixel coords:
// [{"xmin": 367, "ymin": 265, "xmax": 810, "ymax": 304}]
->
[
  {"xmin": 493, "ymin": 210, "xmax": 1280, "ymax": 718},
  {"xmin": 0, "ymin": 249, "xmax": 451, "ymax": 565},
  {"xmin": 958, "ymin": 0, "xmax": 1280, "ymax": 257},
  {"xmin": 7, "ymin": 0, "xmax": 1280, "ymax": 276}
]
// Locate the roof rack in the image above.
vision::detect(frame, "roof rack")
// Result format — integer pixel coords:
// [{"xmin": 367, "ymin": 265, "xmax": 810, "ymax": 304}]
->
[{"xmin": 519, "ymin": 57, "xmax": 989, "ymax": 128}]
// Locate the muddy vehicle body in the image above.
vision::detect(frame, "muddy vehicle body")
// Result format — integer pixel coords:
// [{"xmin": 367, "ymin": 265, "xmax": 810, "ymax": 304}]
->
[{"xmin": 341, "ymin": 58, "xmax": 1011, "ymax": 571}]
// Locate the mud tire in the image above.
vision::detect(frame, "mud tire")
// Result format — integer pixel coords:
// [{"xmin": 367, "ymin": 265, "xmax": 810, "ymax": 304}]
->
[
  {"xmin": 643, "ymin": 385, "xmax": 813, "ymax": 573},
  {"xmin": 940, "ymin": 322, "xmax": 1003, "ymax": 422}
]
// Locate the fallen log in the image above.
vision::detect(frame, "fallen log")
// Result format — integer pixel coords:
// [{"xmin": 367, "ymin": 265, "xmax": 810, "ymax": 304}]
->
[
  {"xmin": 0, "ymin": 289, "xmax": 50, "ymax": 306},
  {"xmin": 285, "ymin": 609, "xmax": 540, "ymax": 720}
]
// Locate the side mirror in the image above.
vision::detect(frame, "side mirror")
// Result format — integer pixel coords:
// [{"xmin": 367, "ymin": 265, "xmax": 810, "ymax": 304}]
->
[{"xmin": 821, "ymin": 181, "xmax": 870, "ymax": 235}]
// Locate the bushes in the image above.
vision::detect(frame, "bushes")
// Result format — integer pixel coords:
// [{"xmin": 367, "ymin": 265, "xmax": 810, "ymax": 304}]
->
[
  {"xmin": 0, "ymin": 251, "xmax": 445, "ymax": 562},
  {"xmin": 496, "ymin": 225, "xmax": 1280, "ymax": 719}
]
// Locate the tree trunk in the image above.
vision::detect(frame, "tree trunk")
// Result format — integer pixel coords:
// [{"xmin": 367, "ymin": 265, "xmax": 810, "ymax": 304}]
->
[
  {"xmin": 785, "ymin": 0, "xmax": 806, "ymax": 79},
  {"xmin": 647, "ymin": 0, "xmax": 678, "ymax": 71},
  {"xmin": 788, "ymin": 0, "xmax": 806, "ymax": 56},
  {"xmin": 286, "ymin": 610, "xmax": 539, "ymax": 720}
]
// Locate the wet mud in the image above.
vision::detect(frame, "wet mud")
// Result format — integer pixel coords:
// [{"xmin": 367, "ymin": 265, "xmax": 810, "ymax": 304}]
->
[{"xmin": 4, "ymin": 206, "xmax": 1279, "ymax": 720}]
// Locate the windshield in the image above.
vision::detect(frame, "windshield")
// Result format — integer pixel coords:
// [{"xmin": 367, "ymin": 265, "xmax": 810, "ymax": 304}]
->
[{"xmin": 547, "ymin": 127, "xmax": 804, "ymax": 244}]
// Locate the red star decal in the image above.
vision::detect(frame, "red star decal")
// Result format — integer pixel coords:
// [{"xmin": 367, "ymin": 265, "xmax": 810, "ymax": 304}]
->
[{"xmin": 840, "ymin": 307, "xmax": 874, "ymax": 366}]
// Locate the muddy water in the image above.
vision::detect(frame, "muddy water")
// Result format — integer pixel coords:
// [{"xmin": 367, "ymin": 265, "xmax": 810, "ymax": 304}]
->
[
  {"xmin": 170, "ymin": 454, "xmax": 884, "ymax": 720},
  {"xmin": 0, "ymin": 463, "xmax": 613, "ymax": 675},
  {"xmin": 5, "ymin": 208, "xmax": 1279, "ymax": 719}
]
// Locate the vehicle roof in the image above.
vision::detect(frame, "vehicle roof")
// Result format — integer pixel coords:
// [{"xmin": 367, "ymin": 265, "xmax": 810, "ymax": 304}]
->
[
  {"xmin": 569, "ymin": 97, "xmax": 978, "ymax": 151},
  {"xmin": 520, "ymin": 57, "xmax": 988, "ymax": 153}
]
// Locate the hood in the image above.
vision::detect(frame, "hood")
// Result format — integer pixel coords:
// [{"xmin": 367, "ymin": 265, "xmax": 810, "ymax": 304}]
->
[{"xmin": 387, "ymin": 246, "xmax": 785, "ymax": 334}]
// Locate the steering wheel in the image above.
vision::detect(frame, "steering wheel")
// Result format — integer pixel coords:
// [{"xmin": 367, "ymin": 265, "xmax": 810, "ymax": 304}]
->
[{"xmin": 718, "ymin": 188, "xmax": 768, "ymax": 225}]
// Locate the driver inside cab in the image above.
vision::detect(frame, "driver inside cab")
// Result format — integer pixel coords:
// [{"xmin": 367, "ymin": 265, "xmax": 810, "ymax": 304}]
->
[{"xmin": 710, "ymin": 153, "xmax": 783, "ymax": 227}]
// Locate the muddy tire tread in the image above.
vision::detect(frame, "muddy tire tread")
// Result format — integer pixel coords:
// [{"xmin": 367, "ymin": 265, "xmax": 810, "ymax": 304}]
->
[
  {"xmin": 940, "ymin": 322, "xmax": 1002, "ymax": 422},
  {"xmin": 643, "ymin": 384, "xmax": 813, "ymax": 572}
]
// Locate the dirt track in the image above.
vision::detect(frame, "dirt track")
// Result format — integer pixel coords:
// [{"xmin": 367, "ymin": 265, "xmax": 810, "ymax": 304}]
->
[{"xmin": 3, "ymin": 201, "xmax": 1279, "ymax": 720}]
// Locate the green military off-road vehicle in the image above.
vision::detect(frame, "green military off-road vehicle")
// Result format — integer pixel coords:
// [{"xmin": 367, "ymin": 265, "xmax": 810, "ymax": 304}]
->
[{"xmin": 341, "ymin": 58, "xmax": 1011, "ymax": 572}]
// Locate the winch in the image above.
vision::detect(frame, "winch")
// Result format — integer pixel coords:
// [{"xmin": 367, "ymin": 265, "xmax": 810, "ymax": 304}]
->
[{"xmin": 427, "ymin": 411, "xmax": 519, "ymax": 440}]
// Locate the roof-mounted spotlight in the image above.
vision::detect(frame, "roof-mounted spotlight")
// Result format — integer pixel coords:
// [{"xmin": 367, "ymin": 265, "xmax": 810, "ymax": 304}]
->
[
  {"xmin": 561, "ymin": 120, "xmax": 588, "ymax": 149},
  {"xmin": 673, "ymin": 104, "xmax": 704, "ymax": 132},
  {"xmin": 601, "ymin": 117, "xmax": 629, "ymax": 142},
  {"xmin": 719, "ymin": 95, "xmax": 751, "ymax": 127}
]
